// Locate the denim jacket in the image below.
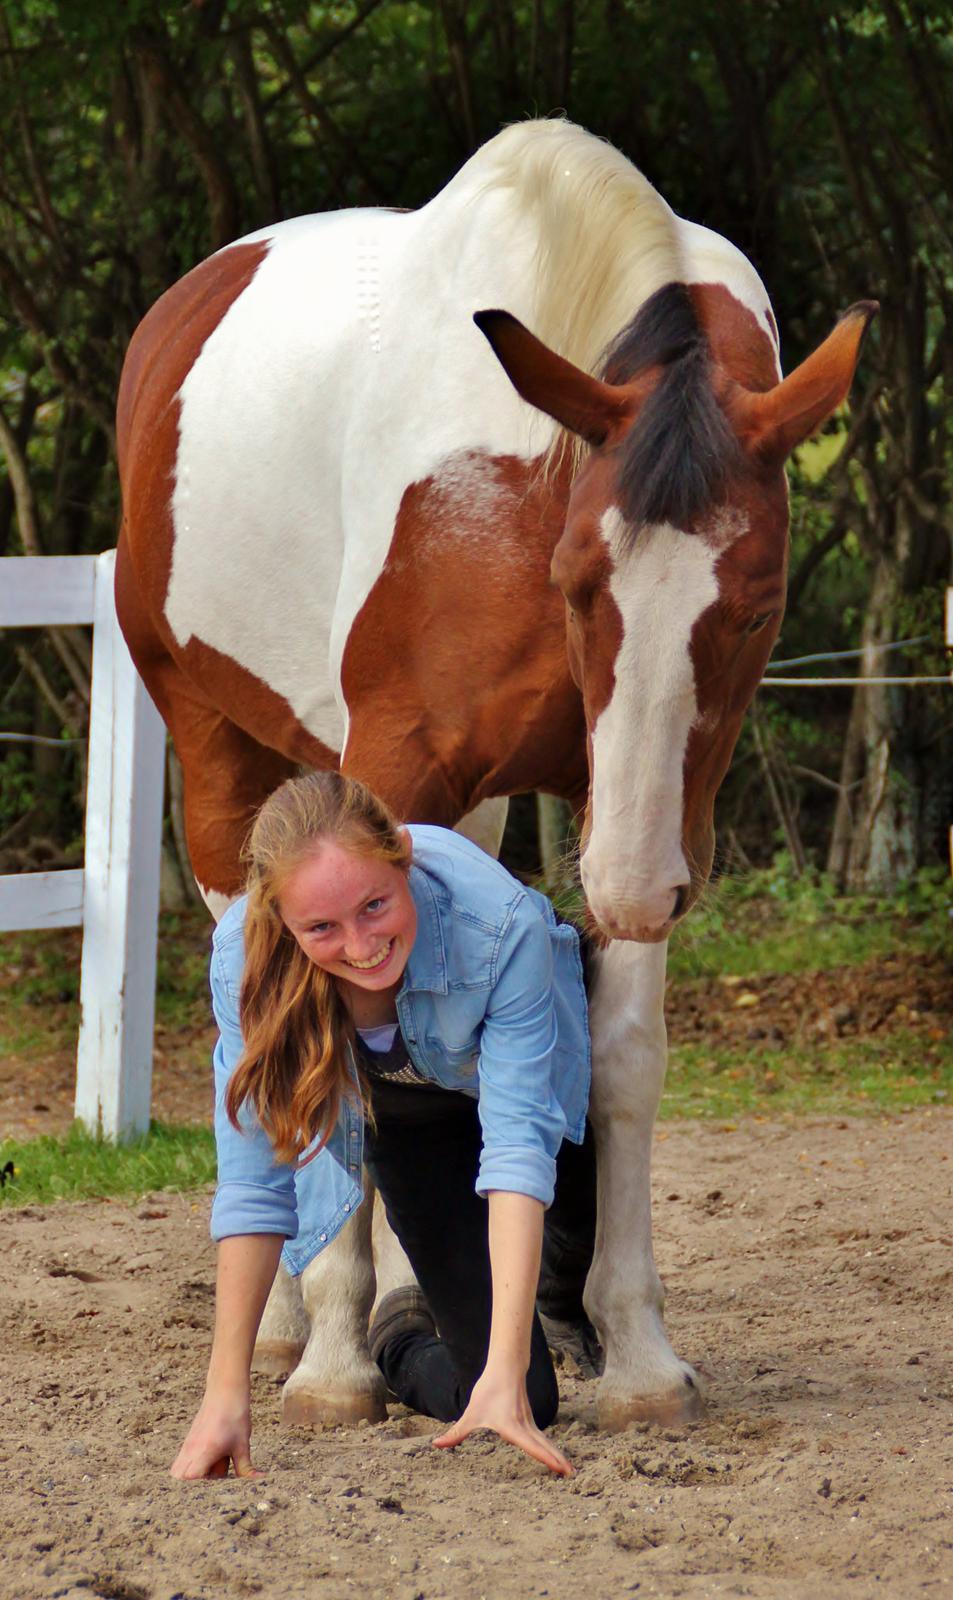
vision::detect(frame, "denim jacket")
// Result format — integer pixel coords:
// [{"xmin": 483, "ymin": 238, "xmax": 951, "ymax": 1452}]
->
[{"xmin": 209, "ymin": 825, "xmax": 591, "ymax": 1276}]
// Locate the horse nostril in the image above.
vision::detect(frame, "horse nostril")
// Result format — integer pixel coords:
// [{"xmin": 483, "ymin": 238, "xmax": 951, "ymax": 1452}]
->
[{"xmin": 671, "ymin": 885, "xmax": 689, "ymax": 920}]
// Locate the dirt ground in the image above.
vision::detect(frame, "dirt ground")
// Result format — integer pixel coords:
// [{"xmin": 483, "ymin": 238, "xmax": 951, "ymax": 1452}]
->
[{"xmin": 2, "ymin": 1111, "xmax": 951, "ymax": 1600}]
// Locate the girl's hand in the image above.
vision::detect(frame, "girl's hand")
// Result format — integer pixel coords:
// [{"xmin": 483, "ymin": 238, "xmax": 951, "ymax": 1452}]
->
[
  {"xmin": 170, "ymin": 1389, "xmax": 262, "ymax": 1480},
  {"xmin": 433, "ymin": 1367, "xmax": 572, "ymax": 1477}
]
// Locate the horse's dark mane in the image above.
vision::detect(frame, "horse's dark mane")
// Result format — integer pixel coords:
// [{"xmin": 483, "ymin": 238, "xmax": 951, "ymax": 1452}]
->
[{"xmin": 601, "ymin": 282, "xmax": 742, "ymax": 538}]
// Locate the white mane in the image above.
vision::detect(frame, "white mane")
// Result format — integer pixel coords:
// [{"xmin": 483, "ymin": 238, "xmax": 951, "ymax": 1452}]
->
[{"xmin": 470, "ymin": 119, "xmax": 684, "ymax": 379}]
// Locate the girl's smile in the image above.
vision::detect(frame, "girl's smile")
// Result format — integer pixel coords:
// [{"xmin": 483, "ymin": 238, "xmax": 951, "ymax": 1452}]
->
[{"xmin": 278, "ymin": 838, "xmax": 417, "ymax": 1002}]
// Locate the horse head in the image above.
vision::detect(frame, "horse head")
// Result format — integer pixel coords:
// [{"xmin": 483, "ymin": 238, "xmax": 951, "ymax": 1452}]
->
[{"xmin": 476, "ymin": 290, "xmax": 876, "ymax": 942}]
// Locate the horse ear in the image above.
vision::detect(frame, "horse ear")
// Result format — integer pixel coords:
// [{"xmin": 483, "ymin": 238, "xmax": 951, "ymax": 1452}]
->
[
  {"xmin": 474, "ymin": 310, "xmax": 633, "ymax": 447},
  {"xmin": 732, "ymin": 301, "xmax": 878, "ymax": 463}
]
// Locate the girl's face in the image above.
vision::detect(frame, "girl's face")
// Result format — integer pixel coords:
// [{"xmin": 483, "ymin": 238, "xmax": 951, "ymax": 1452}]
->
[{"xmin": 278, "ymin": 837, "xmax": 417, "ymax": 995}]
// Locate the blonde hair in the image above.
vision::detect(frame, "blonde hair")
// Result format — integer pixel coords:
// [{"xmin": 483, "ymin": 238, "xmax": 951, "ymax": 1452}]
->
[{"xmin": 224, "ymin": 771, "xmax": 411, "ymax": 1164}]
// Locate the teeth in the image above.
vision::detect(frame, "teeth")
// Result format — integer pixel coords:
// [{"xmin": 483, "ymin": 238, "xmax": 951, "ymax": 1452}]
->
[{"xmin": 347, "ymin": 941, "xmax": 392, "ymax": 971}]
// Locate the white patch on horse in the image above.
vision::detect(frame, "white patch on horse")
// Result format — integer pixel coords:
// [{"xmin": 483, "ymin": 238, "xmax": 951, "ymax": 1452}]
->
[
  {"xmin": 197, "ymin": 883, "xmax": 237, "ymax": 924},
  {"xmin": 582, "ymin": 508, "xmax": 743, "ymax": 934},
  {"xmin": 166, "ymin": 202, "xmax": 548, "ymax": 753},
  {"xmin": 704, "ymin": 505, "xmax": 751, "ymax": 551},
  {"xmin": 411, "ymin": 451, "xmax": 533, "ymax": 570}
]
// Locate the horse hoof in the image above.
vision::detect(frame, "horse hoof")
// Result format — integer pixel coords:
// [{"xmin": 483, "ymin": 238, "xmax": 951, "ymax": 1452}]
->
[
  {"xmin": 281, "ymin": 1383, "xmax": 388, "ymax": 1427},
  {"xmin": 596, "ymin": 1369, "xmax": 705, "ymax": 1432},
  {"xmin": 252, "ymin": 1339, "xmax": 306, "ymax": 1377}
]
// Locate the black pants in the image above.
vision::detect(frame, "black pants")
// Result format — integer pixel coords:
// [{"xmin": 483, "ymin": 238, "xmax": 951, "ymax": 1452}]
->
[{"xmin": 363, "ymin": 1076, "xmax": 596, "ymax": 1427}]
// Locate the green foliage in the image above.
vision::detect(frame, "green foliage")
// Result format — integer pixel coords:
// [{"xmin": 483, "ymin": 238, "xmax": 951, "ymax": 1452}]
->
[
  {"xmin": 0, "ymin": 1121, "xmax": 215, "ymax": 1208},
  {"xmin": 0, "ymin": 911, "xmax": 214, "ymax": 1063},
  {"xmin": 668, "ymin": 858, "xmax": 951, "ymax": 981}
]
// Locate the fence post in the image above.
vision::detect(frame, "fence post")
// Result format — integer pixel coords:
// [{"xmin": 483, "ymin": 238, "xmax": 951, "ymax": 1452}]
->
[{"xmin": 74, "ymin": 550, "xmax": 166, "ymax": 1138}]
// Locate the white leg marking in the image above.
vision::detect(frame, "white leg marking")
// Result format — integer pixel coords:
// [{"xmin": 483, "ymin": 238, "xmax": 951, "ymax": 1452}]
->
[
  {"xmin": 280, "ymin": 1197, "xmax": 387, "ymax": 1426},
  {"xmin": 453, "ymin": 796, "xmax": 509, "ymax": 859},
  {"xmin": 585, "ymin": 939, "xmax": 703, "ymax": 1428},
  {"xmin": 253, "ymin": 1262, "xmax": 310, "ymax": 1376},
  {"xmin": 370, "ymin": 1192, "xmax": 417, "ymax": 1315}
]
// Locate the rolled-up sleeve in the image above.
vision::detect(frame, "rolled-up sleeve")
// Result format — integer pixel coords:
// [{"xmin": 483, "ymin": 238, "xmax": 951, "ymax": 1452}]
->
[
  {"xmin": 209, "ymin": 941, "xmax": 298, "ymax": 1243},
  {"xmin": 475, "ymin": 902, "xmax": 568, "ymax": 1207}
]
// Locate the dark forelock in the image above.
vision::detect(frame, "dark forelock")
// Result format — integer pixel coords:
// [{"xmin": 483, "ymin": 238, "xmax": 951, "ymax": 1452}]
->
[{"xmin": 601, "ymin": 283, "xmax": 742, "ymax": 540}]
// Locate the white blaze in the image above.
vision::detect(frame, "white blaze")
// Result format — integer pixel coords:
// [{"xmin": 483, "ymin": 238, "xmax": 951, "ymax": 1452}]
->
[{"xmin": 582, "ymin": 509, "xmax": 721, "ymax": 933}]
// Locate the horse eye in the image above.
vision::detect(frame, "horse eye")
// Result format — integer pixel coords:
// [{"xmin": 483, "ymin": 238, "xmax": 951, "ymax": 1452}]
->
[{"xmin": 745, "ymin": 613, "xmax": 771, "ymax": 636}]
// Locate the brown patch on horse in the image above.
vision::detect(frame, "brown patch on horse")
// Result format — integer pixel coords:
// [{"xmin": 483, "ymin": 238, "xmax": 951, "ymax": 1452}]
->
[
  {"xmin": 551, "ymin": 456, "xmax": 624, "ymax": 732},
  {"xmin": 340, "ymin": 453, "xmax": 587, "ymax": 822},
  {"xmin": 679, "ymin": 469, "xmax": 790, "ymax": 899},
  {"xmin": 689, "ymin": 281, "xmax": 780, "ymax": 393}
]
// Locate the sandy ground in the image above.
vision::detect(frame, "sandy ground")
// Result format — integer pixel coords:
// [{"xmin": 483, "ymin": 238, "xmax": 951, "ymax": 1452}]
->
[{"xmin": 1, "ymin": 1110, "xmax": 951, "ymax": 1600}]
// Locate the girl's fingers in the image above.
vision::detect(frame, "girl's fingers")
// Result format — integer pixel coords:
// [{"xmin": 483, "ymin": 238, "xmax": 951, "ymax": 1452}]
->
[
  {"xmin": 432, "ymin": 1415, "xmax": 573, "ymax": 1477},
  {"xmin": 432, "ymin": 1421, "xmax": 465, "ymax": 1450},
  {"xmin": 502, "ymin": 1420, "xmax": 572, "ymax": 1477},
  {"xmin": 208, "ymin": 1456, "xmax": 230, "ymax": 1477}
]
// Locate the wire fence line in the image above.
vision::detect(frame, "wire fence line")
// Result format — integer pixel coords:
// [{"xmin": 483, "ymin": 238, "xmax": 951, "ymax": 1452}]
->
[
  {"xmin": 2, "ymin": 637, "xmax": 949, "ymax": 750},
  {"xmin": 762, "ymin": 676, "xmax": 950, "ymax": 687},
  {"xmin": 0, "ymin": 731, "xmax": 85, "ymax": 746},
  {"xmin": 766, "ymin": 635, "xmax": 933, "ymax": 668}
]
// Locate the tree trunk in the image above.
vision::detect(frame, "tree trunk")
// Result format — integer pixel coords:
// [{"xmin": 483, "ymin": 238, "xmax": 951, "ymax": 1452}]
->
[{"xmin": 844, "ymin": 555, "xmax": 920, "ymax": 889}]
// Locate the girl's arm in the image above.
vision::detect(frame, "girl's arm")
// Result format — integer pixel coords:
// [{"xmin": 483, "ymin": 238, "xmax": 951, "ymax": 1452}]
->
[
  {"xmin": 433, "ymin": 1191, "xmax": 572, "ymax": 1476},
  {"xmin": 170, "ymin": 1233, "xmax": 283, "ymax": 1480}
]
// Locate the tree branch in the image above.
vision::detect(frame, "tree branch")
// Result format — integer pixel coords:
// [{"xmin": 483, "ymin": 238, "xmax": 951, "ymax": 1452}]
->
[
  {"xmin": 13, "ymin": 644, "xmax": 83, "ymax": 740},
  {"xmin": 0, "ymin": 396, "xmax": 43, "ymax": 555},
  {"xmin": 130, "ymin": 25, "xmax": 241, "ymax": 249},
  {"xmin": 786, "ymin": 512, "xmax": 850, "ymax": 613},
  {"xmin": 262, "ymin": 0, "xmax": 387, "ymax": 108}
]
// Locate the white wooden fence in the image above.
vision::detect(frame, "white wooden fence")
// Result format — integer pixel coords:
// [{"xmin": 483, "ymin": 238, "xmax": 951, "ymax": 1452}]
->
[{"xmin": 0, "ymin": 551, "xmax": 166, "ymax": 1139}]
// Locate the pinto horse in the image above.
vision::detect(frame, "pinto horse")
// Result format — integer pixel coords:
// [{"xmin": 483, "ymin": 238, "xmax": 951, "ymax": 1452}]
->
[{"xmin": 117, "ymin": 120, "xmax": 874, "ymax": 1429}]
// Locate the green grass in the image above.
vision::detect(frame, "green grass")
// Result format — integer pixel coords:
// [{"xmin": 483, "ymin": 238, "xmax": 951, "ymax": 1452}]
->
[
  {"xmin": 0, "ymin": 1121, "xmax": 215, "ymax": 1209},
  {"xmin": 663, "ymin": 1030, "xmax": 952, "ymax": 1121},
  {"xmin": 0, "ymin": 869, "xmax": 949, "ymax": 1206}
]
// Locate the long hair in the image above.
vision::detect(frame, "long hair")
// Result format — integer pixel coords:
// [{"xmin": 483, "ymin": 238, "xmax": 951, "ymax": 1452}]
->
[{"xmin": 224, "ymin": 772, "xmax": 411, "ymax": 1164}]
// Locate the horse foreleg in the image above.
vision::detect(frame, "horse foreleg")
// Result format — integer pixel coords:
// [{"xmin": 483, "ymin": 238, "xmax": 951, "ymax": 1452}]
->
[
  {"xmin": 585, "ymin": 939, "xmax": 702, "ymax": 1430},
  {"xmin": 253, "ymin": 1264, "xmax": 310, "ymax": 1376},
  {"xmin": 370, "ymin": 1191, "xmax": 418, "ymax": 1313},
  {"xmin": 453, "ymin": 796, "xmax": 510, "ymax": 858},
  {"xmin": 280, "ymin": 1199, "xmax": 387, "ymax": 1426}
]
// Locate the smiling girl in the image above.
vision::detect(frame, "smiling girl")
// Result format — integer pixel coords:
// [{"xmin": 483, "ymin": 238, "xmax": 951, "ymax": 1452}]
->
[{"xmin": 171, "ymin": 772, "xmax": 593, "ymax": 1480}]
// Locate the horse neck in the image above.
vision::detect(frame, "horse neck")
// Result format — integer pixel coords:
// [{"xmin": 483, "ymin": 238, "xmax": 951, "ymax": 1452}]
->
[{"xmin": 417, "ymin": 122, "xmax": 685, "ymax": 378}]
